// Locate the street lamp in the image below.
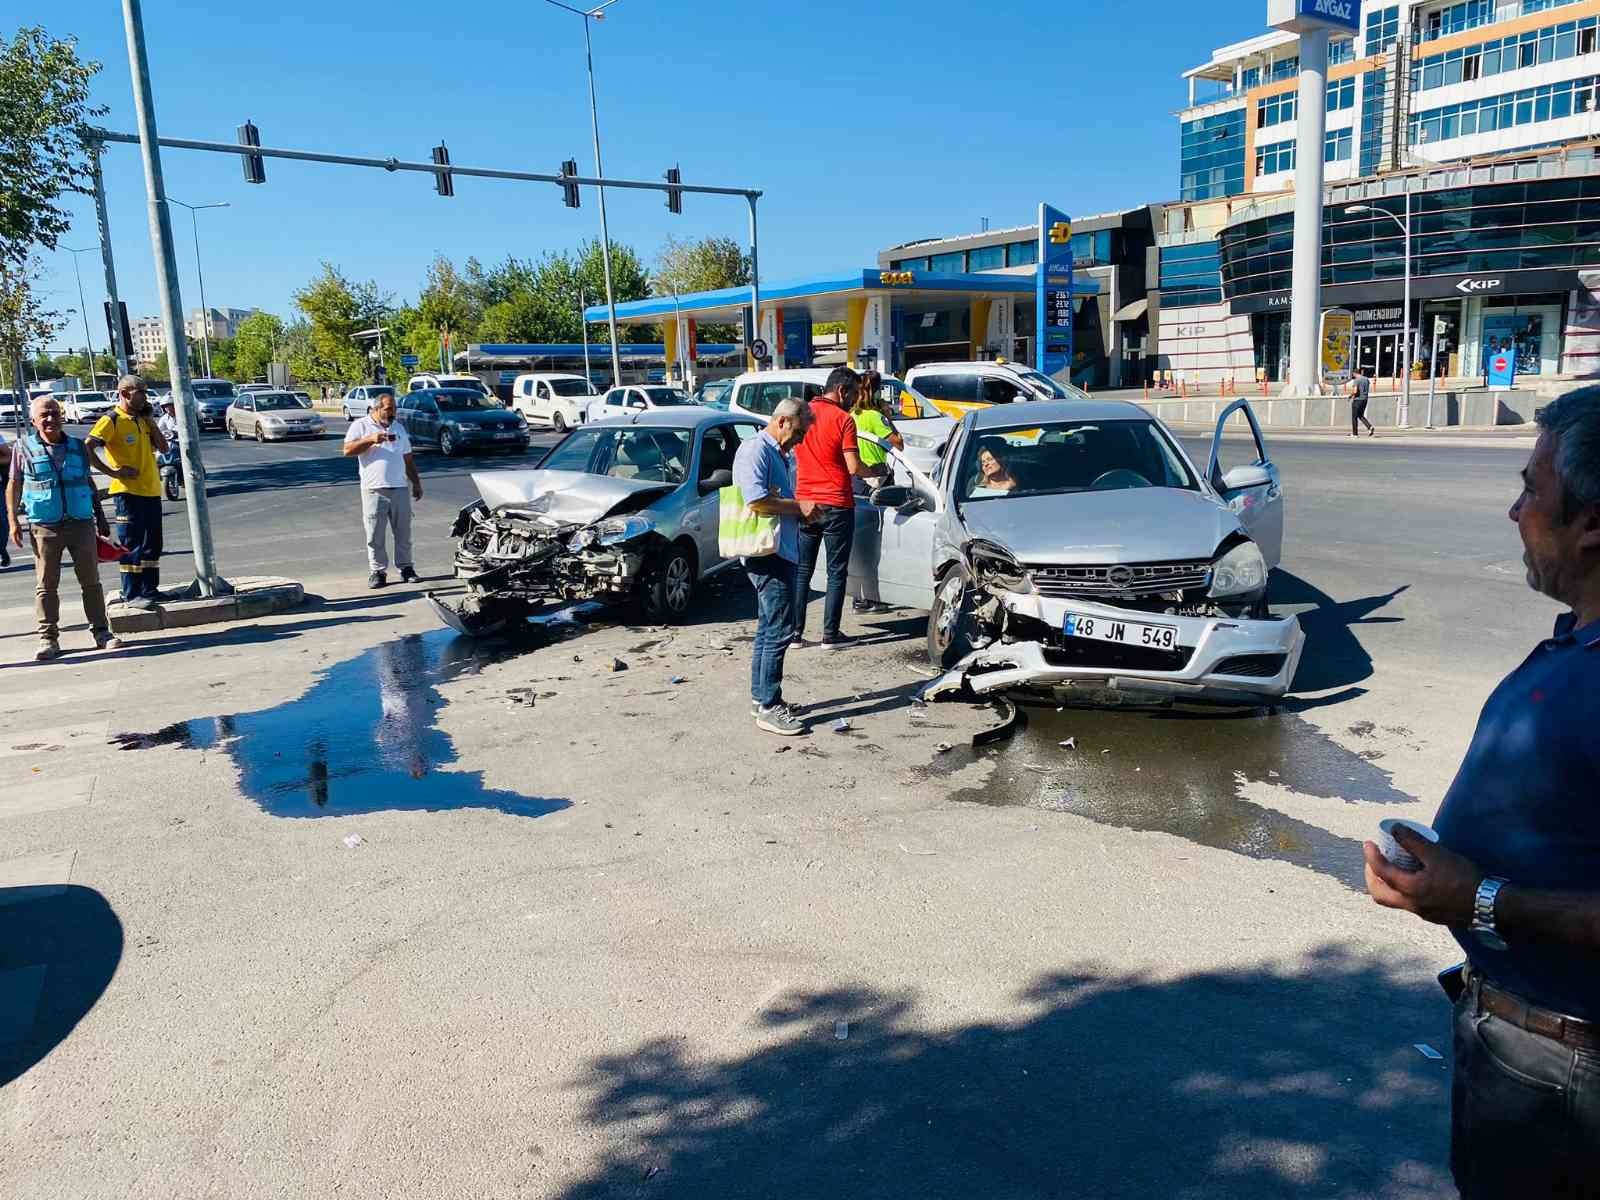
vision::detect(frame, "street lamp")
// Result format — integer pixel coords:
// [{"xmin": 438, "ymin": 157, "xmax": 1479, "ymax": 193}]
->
[
  {"xmin": 63, "ymin": 246, "xmax": 104, "ymax": 389},
  {"xmin": 544, "ymin": 0, "xmax": 624, "ymax": 389},
  {"xmin": 1347, "ymin": 196, "xmax": 1413, "ymax": 427},
  {"xmin": 166, "ymin": 197, "xmax": 229, "ymax": 378}
]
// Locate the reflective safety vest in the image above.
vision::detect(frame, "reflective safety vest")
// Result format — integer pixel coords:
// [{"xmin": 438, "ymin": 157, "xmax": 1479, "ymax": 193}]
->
[{"xmin": 19, "ymin": 433, "xmax": 95, "ymax": 526}]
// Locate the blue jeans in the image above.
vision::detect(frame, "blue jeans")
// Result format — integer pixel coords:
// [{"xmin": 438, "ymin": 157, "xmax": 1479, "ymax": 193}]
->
[
  {"xmin": 795, "ymin": 504, "xmax": 855, "ymax": 640},
  {"xmin": 746, "ymin": 554, "xmax": 797, "ymax": 708}
]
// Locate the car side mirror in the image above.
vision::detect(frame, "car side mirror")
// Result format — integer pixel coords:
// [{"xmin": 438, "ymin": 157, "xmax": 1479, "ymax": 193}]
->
[
  {"xmin": 1221, "ymin": 463, "xmax": 1272, "ymax": 492},
  {"xmin": 700, "ymin": 468, "xmax": 733, "ymax": 494},
  {"xmin": 872, "ymin": 485, "xmax": 928, "ymax": 512},
  {"xmin": 629, "ymin": 400, "xmax": 646, "ymax": 410}
]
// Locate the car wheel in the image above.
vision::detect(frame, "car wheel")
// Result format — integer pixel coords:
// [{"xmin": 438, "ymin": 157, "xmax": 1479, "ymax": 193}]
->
[
  {"xmin": 255, "ymin": 425, "xmax": 266, "ymax": 443},
  {"xmin": 639, "ymin": 541, "xmax": 696, "ymax": 623},
  {"xmin": 552, "ymin": 411, "xmax": 567, "ymax": 433},
  {"xmin": 163, "ymin": 472, "xmax": 181, "ymax": 502},
  {"xmin": 927, "ymin": 564, "xmax": 979, "ymax": 670},
  {"xmin": 227, "ymin": 421, "xmax": 239, "ymax": 441},
  {"xmin": 439, "ymin": 426, "xmax": 458, "ymax": 457}
]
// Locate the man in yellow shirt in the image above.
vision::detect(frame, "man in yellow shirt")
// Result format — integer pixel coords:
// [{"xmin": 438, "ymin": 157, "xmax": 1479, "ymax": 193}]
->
[{"xmin": 87, "ymin": 374, "xmax": 168, "ymax": 608}]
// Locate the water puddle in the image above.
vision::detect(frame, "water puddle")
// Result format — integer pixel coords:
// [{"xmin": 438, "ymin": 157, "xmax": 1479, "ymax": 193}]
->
[
  {"xmin": 113, "ymin": 629, "xmax": 569, "ymax": 820},
  {"xmin": 923, "ymin": 703, "xmax": 1415, "ymax": 889}
]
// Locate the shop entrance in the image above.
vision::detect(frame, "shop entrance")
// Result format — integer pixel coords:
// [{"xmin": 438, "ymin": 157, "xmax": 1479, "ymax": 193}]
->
[{"xmin": 1354, "ymin": 332, "xmax": 1401, "ymax": 379}]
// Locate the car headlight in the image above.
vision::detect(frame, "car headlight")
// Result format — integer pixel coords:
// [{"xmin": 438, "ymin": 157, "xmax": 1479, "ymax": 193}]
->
[
  {"xmin": 967, "ymin": 539, "xmax": 1033, "ymax": 594},
  {"xmin": 1208, "ymin": 541, "xmax": 1267, "ymax": 598},
  {"xmin": 595, "ymin": 514, "xmax": 653, "ymax": 546},
  {"xmin": 567, "ymin": 528, "xmax": 598, "ymax": 551}
]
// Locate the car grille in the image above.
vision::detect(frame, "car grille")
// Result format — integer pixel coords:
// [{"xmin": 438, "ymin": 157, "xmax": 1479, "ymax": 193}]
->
[
  {"xmin": 1211, "ymin": 654, "xmax": 1287, "ymax": 679},
  {"xmin": 1042, "ymin": 640, "xmax": 1194, "ymax": 673},
  {"xmin": 1028, "ymin": 560, "xmax": 1212, "ymax": 599}
]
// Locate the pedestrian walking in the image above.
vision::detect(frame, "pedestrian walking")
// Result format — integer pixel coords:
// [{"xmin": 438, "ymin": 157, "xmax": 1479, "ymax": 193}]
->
[
  {"xmin": 850, "ymin": 372, "xmax": 903, "ymax": 615},
  {"xmin": 794, "ymin": 366, "xmax": 867, "ymax": 649},
  {"xmin": 5, "ymin": 395, "xmax": 121, "ymax": 660},
  {"xmin": 728, "ymin": 397, "xmax": 811, "ymax": 736},
  {"xmin": 86, "ymin": 375, "xmax": 168, "ymax": 608},
  {"xmin": 1348, "ymin": 369, "xmax": 1376, "ymax": 437},
  {"xmin": 1363, "ymin": 386, "xmax": 1600, "ymax": 1198},
  {"xmin": 0, "ymin": 428, "xmax": 12, "ymax": 570},
  {"xmin": 342, "ymin": 392, "xmax": 422, "ymax": 588}
]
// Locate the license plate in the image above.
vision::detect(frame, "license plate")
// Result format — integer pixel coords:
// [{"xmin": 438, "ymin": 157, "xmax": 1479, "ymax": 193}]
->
[
  {"xmin": 1064, "ymin": 612, "xmax": 1179, "ymax": 651},
  {"xmin": 494, "ymin": 431, "xmax": 520, "ymax": 440}
]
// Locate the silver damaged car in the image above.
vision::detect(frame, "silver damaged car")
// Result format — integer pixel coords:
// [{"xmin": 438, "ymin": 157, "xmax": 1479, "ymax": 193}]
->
[{"xmin": 856, "ymin": 398, "xmax": 1305, "ymax": 704}]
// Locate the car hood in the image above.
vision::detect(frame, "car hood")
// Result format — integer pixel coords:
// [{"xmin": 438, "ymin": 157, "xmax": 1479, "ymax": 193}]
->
[
  {"xmin": 472, "ymin": 469, "xmax": 673, "ymax": 524},
  {"xmin": 956, "ymin": 486, "xmax": 1240, "ymax": 565},
  {"xmin": 442, "ymin": 410, "xmax": 518, "ymax": 426}
]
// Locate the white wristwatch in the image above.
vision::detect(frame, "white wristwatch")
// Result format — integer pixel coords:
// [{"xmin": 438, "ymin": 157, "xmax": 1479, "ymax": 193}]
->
[{"xmin": 1470, "ymin": 876, "xmax": 1509, "ymax": 952}]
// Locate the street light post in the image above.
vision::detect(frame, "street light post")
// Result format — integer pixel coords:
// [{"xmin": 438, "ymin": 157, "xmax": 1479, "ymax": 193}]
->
[
  {"xmin": 63, "ymin": 247, "xmax": 103, "ymax": 388},
  {"xmin": 544, "ymin": 0, "xmax": 623, "ymax": 388},
  {"xmin": 1348, "ymin": 192, "xmax": 1414, "ymax": 427},
  {"xmin": 579, "ymin": 288, "xmax": 592, "ymax": 383},
  {"xmin": 167, "ymin": 197, "xmax": 229, "ymax": 379}
]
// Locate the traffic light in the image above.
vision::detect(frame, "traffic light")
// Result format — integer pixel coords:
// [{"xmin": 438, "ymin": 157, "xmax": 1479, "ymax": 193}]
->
[
  {"xmin": 237, "ymin": 120, "xmax": 266, "ymax": 184},
  {"xmin": 561, "ymin": 159, "xmax": 580, "ymax": 208},
  {"xmin": 103, "ymin": 300, "xmax": 133, "ymax": 365},
  {"xmin": 432, "ymin": 143, "xmax": 454, "ymax": 197},
  {"xmin": 665, "ymin": 165, "xmax": 682, "ymax": 215}
]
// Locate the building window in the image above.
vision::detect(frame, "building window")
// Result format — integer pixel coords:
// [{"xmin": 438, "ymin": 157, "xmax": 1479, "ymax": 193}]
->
[
  {"xmin": 1365, "ymin": 5, "xmax": 1400, "ymax": 55},
  {"xmin": 1409, "ymin": 75, "xmax": 1600, "ymax": 146},
  {"xmin": 1360, "ymin": 68, "xmax": 1388, "ymax": 177},
  {"xmin": 1328, "ymin": 77, "xmax": 1355, "ymax": 111},
  {"xmin": 889, "ymin": 257, "xmax": 929, "ymax": 272},
  {"xmin": 1180, "ymin": 108, "xmax": 1247, "ymax": 201},
  {"xmin": 1006, "ymin": 240, "xmax": 1038, "ymax": 268},
  {"xmin": 1257, "ymin": 92, "xmax": 1297, "ymax": 127},
  {"xmin": 928, "ymin": 251, "xmax": 965, "ymax": 274},
  {"xmin": 1158, "ymin": 240, "xmax": 1224, "ymax": 308},
  {"xmin": 1420, "ymin": 0, "xmax": 1495, "ymax": 44},
  {"xmin": 1326, "ymin": 127, "xmax": 1354, "ymax": 162},
  {"xmin": 1256, "ymin": 140, "xmax": 1296, "ymax": 176},
  {"xmin": 1413, "ymin": 17, "xmax": 1600, "ymax": 95},
  {"xmin": 1241, "ymin": 66, "xmax": 1261, "ymax": 91},
  {"xmin": 1329, "ymin": 38, "xmax": 1355, "ymax": 66},
  {"xmin": 967, "ymin": 245, "xmax": 1004, "ymax": 271}
]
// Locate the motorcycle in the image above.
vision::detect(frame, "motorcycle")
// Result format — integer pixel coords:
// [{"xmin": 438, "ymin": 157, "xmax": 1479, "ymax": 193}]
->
[{"xmin": 159, "ymin": 447, "xmax": 183, "ymax": 502}]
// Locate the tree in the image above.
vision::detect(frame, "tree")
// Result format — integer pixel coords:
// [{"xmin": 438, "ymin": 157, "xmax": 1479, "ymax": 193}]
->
[
  {"xmin": 207, "ymin": 335, "xmax": 236, "ymax": 381},
  {"xmin": 0, "ymin": 257, "xmax": 64, "ymax": 394},
  {"xmin": 408, "ymin": 256, "xmax": 482, "ymax": 370},
  {"xmin": 651, "ymin": 235, "xmax": 751, "ymax": 297},
  {"xmin": 293, "ymin": 263, "xmax": 390, "ymax": 382},
  {"xmin": 232, "ymin": 310, "xmax": 284, "ymax": 382},
  {"xmin": 0, "ymin": 27, "xmax": 104, "ymax": 267}
]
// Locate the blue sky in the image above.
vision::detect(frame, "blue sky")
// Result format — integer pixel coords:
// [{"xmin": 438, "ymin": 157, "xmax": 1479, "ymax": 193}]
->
[{"xmin": 34, "ymin": 0, "xmax": 1250, "ymax": 345}]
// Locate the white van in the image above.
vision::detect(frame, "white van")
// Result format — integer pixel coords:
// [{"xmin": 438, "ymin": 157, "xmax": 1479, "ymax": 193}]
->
[
  {"xmin": 903, "ymin": 359, "xmax": 1088, "ymax": 419},
  {"xmin": 724, "ymin": 368, "xmax": 955, "ymax": 475},
  {"xmin": 406, "ymin": 372, "xmax": 494, "ymax": 399},
  {"xmin": 509, "ymin": 373, "xmax": 598, "ymax": 431}
]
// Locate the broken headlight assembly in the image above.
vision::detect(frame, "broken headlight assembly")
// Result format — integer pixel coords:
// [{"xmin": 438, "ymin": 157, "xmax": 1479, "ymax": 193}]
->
[
  {"xmin": 967, "ymin": 540, "xmax": 1035, "ymax": 595},
  {"xmin": 1208, "ymin": 540, "xmax": 1267, "ymax": 600},
  {"xmin": 596, "ymin": 514, "xmax": 653, "ymax": 546}
]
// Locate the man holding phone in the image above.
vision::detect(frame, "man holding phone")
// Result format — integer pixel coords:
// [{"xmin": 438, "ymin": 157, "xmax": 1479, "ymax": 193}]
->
[
  {"xmin": 87, "ymin": 374, "xmax": 168, "ymax": 608},
  {"xmin": 343, "ymin": 392, "xmax": 422, "ymax": 588}
]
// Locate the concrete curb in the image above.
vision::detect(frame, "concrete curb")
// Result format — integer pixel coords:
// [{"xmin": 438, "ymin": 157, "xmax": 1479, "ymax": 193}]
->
[{"xmin": 107, "ymin": 576, "xmax": 305, "ymax": 634}]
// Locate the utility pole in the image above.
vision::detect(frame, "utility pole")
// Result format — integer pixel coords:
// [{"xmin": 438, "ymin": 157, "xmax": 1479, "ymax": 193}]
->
[
  {"xmin": 120, "ymin": 0, "xmax": 226, "ymax": 596},
  {"xmin": 579, "ymin": 288, "xmax": 592, "ymax": 383},
  {"xmin": 168, "ymin": 197, "xmax": 229, "ymax": 379},
  {"xmin": 89, "ymin": 146, "xmax": 130, "ymax": 375},
  {"xmin": 63, "ymin": 247, "xmax": 102, "ymax": 387}
]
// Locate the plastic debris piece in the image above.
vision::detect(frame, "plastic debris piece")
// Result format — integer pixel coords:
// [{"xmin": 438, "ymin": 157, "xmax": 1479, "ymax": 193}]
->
[
  {"xmin": 835, "ymin": 1021, "xmax": 849, "ymax": 1041},
  {"xmin": 608, "ymin": 658, "xmax": 627, "ymax": 673},
  {"xmin": 934, "ymin": 742, "xmax": 954, "ymax": 754},
  {"xmin": 833, "ymin": 718, "xmax": 852, "ymax": 733},
  {"xmin": 341, "ymin": 834, "xmax": 365, "ymax": 849},
  {"xmin": 1415, "ymin": 1043, "xmax": 1444, "ymax": 1060},
  {"xmin": 669, "ymin": 675, "xmax": 686, "ymax": 685},
  {"xmin": 1100, "ymin": 749, "xmax": 1111, "ymax": 755},
  {"xmin": 899, "ymin": 844, "xmax": 937, "ymax": 856},
  {"xmin": 1059, "ymin": 738, "xmax": 1077, "ymax": 751}
]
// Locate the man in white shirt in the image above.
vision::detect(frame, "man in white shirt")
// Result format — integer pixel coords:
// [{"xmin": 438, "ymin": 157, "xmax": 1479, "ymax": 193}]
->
[{"xmin": 341, "ymin": 392, "xmax": 423, "ymax": 588}]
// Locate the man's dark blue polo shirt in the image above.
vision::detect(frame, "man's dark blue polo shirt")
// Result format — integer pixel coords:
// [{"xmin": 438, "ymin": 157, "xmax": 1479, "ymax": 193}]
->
[{"xmin": 1433, "ymin": 612, "xmax": 1600, "ymax": 1020}]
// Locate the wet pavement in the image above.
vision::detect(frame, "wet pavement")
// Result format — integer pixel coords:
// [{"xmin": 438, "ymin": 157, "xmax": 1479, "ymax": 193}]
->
[
  {"xmin": 112, "ymin": 629, "xmax": 569, "ymax": 820},
  {"xmin": 919, "ymin": 701, "xmax": 1416, "ymax": 889}
]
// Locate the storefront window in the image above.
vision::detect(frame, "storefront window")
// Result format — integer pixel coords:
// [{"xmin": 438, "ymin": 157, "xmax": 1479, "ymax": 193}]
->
[
  {"xmin": 1006, "ymin": 240, "xmax": 1038, "ymax": 268},
  {"xmin": 1482, "ymin": 312, "xmax": 1546, "ymax": 375},
  {"xmin": 967, "ymin": 245, "xmax": 1004, "ymax": 271},
  {"xmin": 928, "ymin": 252, "xmax": 965, "ymax": 275}
]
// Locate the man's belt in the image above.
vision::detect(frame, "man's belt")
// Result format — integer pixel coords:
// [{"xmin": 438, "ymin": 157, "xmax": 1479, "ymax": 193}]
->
[{"xmin": 1469, "ymin": 969, "xmax": 1600, "ymax": 1053}]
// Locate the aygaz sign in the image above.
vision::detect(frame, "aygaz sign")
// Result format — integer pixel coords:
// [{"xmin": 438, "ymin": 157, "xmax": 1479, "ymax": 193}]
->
[{"xmin": 1269, "ymin": 0, "xmax": 1362, "ymax": 36}]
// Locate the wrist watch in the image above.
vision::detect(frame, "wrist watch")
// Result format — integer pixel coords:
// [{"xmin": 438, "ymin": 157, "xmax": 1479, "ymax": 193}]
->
[{"xmin": 1471, "ymin": 877, "xmax": 1510, "ymax": 952}]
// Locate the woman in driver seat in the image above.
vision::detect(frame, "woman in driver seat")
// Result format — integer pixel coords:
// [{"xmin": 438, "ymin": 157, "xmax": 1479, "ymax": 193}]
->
[{"xmin": 970, "ymin": 442, "xmax": 1020, "ymax": 497}]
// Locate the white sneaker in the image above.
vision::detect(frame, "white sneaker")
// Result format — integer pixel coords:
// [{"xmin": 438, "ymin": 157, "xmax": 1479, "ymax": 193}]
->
[{"xmin": 755, "ymin": 702, "xmax": 805, "ymax": 736}]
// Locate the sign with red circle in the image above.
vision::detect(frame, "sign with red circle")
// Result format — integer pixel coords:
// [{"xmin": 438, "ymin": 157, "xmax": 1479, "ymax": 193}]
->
[{"xmin": 1493, "ymin": 356, "xmax": 1509, "ymax": 372}]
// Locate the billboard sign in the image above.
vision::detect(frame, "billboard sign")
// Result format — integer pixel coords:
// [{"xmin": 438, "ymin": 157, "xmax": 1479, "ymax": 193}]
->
[
  {"xmin": 1268, "ymin": 0, "xmax": 1361, "ymax": 35},
  {"xmin": 1036, "ymin": 203, "xmax": 1075, "ymax": 379},
  {"xmin": 1319, "ymin": 308, "xmax": 1355, "ymax": 387}
]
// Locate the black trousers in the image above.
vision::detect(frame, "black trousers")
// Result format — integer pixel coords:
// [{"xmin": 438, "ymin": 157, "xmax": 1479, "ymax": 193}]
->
[
  {"xmin": 1352, "ymin": 396, "xmax": 1372, "ymax": 435},
  {"xmin": 113, "ymin": 493, "xmax": 163, "ymax": 600},
  {"xmin": 1451, "ymin": 985, "xmax": 1600, "ymax": 1198}
]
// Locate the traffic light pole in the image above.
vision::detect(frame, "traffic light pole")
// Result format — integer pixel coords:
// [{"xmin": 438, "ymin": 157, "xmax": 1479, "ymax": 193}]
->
[
  {"xmin": 90, "ymin": 147, "xmax": 131, "ymax": 375},
  {"xmin": 119, "ymin": 0, "xmax": 226, "ymax": 597}
]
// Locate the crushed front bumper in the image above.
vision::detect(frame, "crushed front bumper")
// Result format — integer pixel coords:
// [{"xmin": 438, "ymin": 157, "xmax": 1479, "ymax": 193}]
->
[{"xmin": 927, "ymin": 591, "xmax": 1305, "ymax": 704}]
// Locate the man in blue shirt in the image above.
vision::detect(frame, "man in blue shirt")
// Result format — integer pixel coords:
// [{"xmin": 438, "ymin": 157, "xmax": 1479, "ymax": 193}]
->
[
  {"xmin": 1365, "ymin": 387, "xmax": 1600, "ymax": 1198},
  {"xmin": 732, "ymin": 398, "xmax": 811, "ymax": 736}
]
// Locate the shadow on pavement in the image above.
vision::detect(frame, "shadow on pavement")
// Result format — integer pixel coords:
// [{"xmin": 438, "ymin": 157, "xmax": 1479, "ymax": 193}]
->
[
  {"xmin": 0, "ymin": 885, "xmax": 123, "ymax": 1088},
  {"xmin": 1278, "ymin": 572, "xmax": 1409, "ymax": 695},
  {"xmin": 101, "ymin": 613, "xmax": 399, "ymax": 661},
  {"xmin": 558, "ymin": 945, "xmax": 1454, "ymax": 1199}
]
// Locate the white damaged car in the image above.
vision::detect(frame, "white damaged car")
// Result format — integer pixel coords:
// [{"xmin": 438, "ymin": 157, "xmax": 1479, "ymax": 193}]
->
[{"xmin": 855, "ymin": 398, "xmax": 1305, "ymax": 705}]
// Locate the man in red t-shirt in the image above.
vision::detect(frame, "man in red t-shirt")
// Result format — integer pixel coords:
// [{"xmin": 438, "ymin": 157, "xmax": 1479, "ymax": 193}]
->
[{"xmin": 794, "ymin": 366, "xmax": 866, "ymax": 649}]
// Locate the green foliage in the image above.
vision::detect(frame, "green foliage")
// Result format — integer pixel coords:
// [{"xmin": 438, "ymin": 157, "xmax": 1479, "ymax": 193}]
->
[
  {"xmin": 651, "ymin": 235, "xmax": 751, "ymax": 297},
  {"xmin": 231, "ymin": 310, "xmax": 284, "ymax": 382},
  {"xmin": 293, "ymin": 263, "xmax": 391, "ymax": 382},
  {"xmin": 814, "ymin": 321, "xmax": 846, "ymax": 336},
  {"xmin": 0, "ymin": 27, "xmax": 105, "ymax": 266},
  {"xmin": 206, "ymin": 335, "xmax": 236, "ymax": 381},
  {"xmin": 0, "ymin": 256, "xmax": 63, "ymax": 382}
]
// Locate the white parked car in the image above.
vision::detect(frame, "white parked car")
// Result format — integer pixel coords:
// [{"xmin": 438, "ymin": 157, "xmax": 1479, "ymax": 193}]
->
[
  {"xmin": 340, "ymin": 384, "xmax": 397, "ymax": 420},
  {"xmin": 225, "ymin": 391, "xmax": 326, "ymax": 442},
  {"xmin": 725, "ymin": 368, "xmax": 955, "ymax": 476},
  {"xmin": 510, "ymin": 373, "xmax": 598, "ymax": 432},
  {"xmin": 65, "ymin": 390, "xmax": 115, "ymax": 424},
  {"xmin": 407, "ymin": 373, "xmax": 494, "ymax": 399},
  {"xmin": 904, "ymin": 359, "xmax": 1089, "ymax": 420},
  {"xmin": 584, "ymin": 385, "xmax": 692, "ymax": 424}
]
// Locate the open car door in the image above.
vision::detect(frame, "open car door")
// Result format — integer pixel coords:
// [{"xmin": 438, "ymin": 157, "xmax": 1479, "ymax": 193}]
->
[
  {"xmin": 830, "ymin": 439, "xmax": 940, "ymax": 611},
  {"xmin": 1205, "ymin": 398, "xmax": 1284, "ymax": 568}
]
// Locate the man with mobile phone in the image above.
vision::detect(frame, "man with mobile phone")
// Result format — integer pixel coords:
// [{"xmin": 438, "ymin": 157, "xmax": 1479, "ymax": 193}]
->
[
  {"xmin": 86, "ymin": 374, "xmax": 169, "ymax": 608},
  {"xmin": 342, "ymin": 392, "xmax": 422, "ymax": 588}
]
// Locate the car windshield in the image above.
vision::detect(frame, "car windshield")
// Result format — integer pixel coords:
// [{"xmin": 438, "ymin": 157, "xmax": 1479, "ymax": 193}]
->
[
  {"xmin": 434, "ymin": 390, "xmax": 500, "ymax": 412},
  {"xmin": 538, "ymin": 427, "xmax": 692, "ymax": 485},
  {"xmin": 549, "ymin": 379, "xmax": 597, "ymax": 397},
  {"xmin": 440, "ymin": 377, "xmax": 488, "ymax": 393},
  {"xmin": 639, "ymin": 388, "xmax": 689, "ymax": 406},
  {"xmin": 255, "ymin": 394, "xmax": 300, "ymax": 411},
  {"xmin": 957, "ymin": 419, "xmax": 1197, "ymax": 502},
  {"xmin": 1015, "ymin": 370, "xmax": 1072, "ymax": 400},
  {"xmin": 192, "ymin": 381, "xmax": 235, "ymax": 400}
]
